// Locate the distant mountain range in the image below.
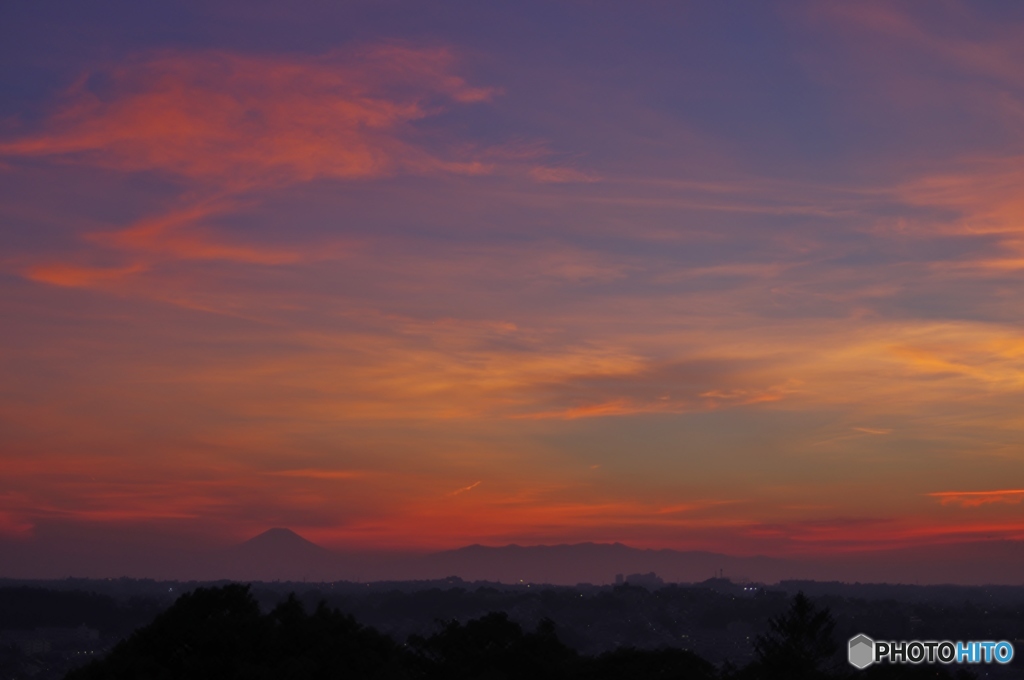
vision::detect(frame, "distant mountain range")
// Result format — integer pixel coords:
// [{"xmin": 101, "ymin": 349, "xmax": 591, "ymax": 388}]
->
[
  {"xmin": 187, "ymin": 528, "xmax": 1024, "ymax": 586},
  {"xmin": 3, "ymin": 527, "xmax": 1024, "ymax": 585},
  {"xmin": 199, "ymin": 529, "xmax": 807, "ymax": 584},
  {"xmin": 412, "ymin": 542, "xmax": 802, "ymax": 585}
]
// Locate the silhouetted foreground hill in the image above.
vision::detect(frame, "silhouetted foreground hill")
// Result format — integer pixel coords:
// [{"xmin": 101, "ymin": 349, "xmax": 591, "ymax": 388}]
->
[
  {"xmin": 0, "ymin": 587, "xmax": 158, "ymax": 635},
  {"xmin": 64, "ymin": 584, "xmax": 715, "ymax": 680},
  {"xmin": 65, "ymin": 585, "xmax": 979, "ymax": 680}
]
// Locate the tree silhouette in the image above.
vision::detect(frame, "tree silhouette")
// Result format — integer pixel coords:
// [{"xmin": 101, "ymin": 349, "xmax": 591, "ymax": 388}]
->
[
  {"xmin": 408, "ymin": 612, "xmax": 577, "ymax": 680},
  {"xmin": 751, "ymin": 592, "xmax": 838, "ymax": 680},
  {"xmin": 66, "ymin": 584, "xmax": 413, "ymax": 680},
  {"xmin": 65, "ymin": 584, "xmax": 742, "ymax": 680},
  {"xmin": 580, "ymin": 646, "xmax": 718, "ymax": 680}
]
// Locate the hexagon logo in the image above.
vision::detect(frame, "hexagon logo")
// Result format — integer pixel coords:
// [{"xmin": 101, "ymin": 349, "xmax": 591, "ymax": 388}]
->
[{"xmin": 848, "ymin": 634, "xmax": 875, "ymax": 669}]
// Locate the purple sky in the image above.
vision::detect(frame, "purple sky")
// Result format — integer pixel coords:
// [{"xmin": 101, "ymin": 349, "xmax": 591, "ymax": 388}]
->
[{"xmin": 3, "ymin": 2, "xmax": 1024, "ymax": 579}]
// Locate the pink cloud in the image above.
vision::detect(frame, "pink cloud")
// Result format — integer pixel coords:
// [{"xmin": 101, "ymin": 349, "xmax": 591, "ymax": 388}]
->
[
  {"xmin": 0, "ymin": 46, "xmax": 497, "ymax": 188},
  {"xmin": 3, "ymin": 45, "xmax": 497, "ymax": 282}
]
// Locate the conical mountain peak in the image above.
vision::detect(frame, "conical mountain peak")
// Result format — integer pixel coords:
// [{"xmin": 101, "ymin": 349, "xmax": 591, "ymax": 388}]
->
[{"xmin": 237, "ymin": 527, "xmax": 330, "ymax": 553}]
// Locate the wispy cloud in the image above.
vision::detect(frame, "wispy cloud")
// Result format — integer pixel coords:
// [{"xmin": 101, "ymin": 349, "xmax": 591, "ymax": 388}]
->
[
  {"xmin": 852, "ymin": 426, "xmax": 891, "ymax": 435},
  {"xmin": 267, "ymin": 469, "xmax": 365, "ymax": 480},
  {"xmin": 449, "ymin": 481, "xmax": 481, "ymax": 496}
]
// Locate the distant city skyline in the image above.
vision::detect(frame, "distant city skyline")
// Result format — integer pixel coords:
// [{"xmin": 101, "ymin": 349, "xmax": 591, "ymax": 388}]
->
[{"xmin": 2, "ymin": 1, "xmax": 1024, "ymax": 581}]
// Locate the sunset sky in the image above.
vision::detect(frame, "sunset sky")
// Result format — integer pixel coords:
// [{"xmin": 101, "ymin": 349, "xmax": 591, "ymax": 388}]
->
[{"xmin": 3, "ymin": 1, "xmax": 1024, "ymax": 565}]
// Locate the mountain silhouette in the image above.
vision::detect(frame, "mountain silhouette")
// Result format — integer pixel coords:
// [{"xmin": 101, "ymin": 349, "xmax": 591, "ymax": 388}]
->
[
  {"xmin": 212, "ymin": 528, "xmax": 343, "ymax": 581},
  {"xmin": 238, "ymin": 528, "xmax": 333, "ymax": 556},
  {"xmin": 9, "ymin": 525, "xmax": 1021, "ymax": 583}
]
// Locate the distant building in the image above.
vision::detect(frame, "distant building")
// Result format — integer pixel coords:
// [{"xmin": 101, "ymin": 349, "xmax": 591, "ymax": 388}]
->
[
  {"xmin": 615, "ymin": 573, "xmax": 624, "ymax": 585},
  {"xmin": 700, "ymin": 577, "xmax": 740, "ymax": 594},
  {"xmin": 624, "ymin": 572, "xmax": 663, "ymax": 589}
]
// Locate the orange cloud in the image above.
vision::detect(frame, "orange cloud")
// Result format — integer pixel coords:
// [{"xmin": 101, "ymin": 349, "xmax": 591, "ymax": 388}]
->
[
  {"xmin": 25, "ymin": 263, "xmax": 147, "ymax": 288},
  {"xmin": 266, "ymin": 469, "xmax": 365, "ymax": 480},
  {"xmin": 449, "ymin": 481, "xmax": 482, "ymax": 496},
  {"xmin": 889, "ymin": 160, "xmax": 1024, "ymax": 240},
  {"xmin": 928, "ymin": 489, "xmax": 1024, "ymax": 508},
  {"xmin": 515, "ymin": 366, "xmax": 799, "ymax": 421},
  {"xmin": 655, "ymin": 501, "xmax": 737, "ymax": 515},
  {"xmin": 852, "ymin": 426, "xmax": 891, "ymax": 435}
]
